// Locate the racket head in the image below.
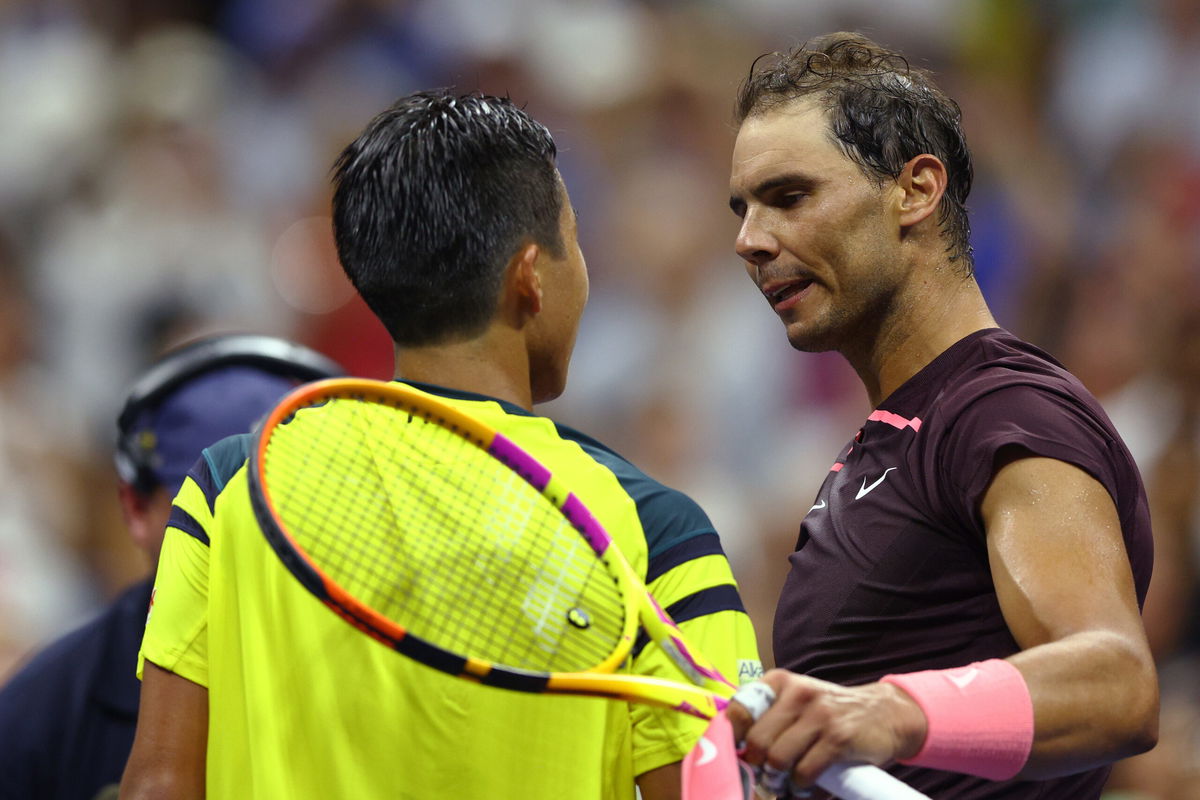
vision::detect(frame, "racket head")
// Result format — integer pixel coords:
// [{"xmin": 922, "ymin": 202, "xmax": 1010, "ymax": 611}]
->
[{"xmin": 249, "ymin": 378, "xmax": 644, "ymax": 689}]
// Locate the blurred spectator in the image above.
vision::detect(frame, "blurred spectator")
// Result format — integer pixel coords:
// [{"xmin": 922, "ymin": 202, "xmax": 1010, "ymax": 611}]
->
[
  {"xmin": 31, "ymin": 25, "xmax": 299, "ymax": 438},
  {"xmin": 0, "ymin": 233, "xmax": 97, "ymax": 675},
  {"xmin": 1046, "ymin": 0, "xmax": 1200, "ymax": 181},
  {"xmin": 0, "ymin": 333, "xmax": 342, "ymax": 800}
]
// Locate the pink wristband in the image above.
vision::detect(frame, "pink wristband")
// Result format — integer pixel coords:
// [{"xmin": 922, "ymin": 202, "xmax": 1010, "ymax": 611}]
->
[{"xmin": 880, "ymin": 659, "xmax": 1033, "ymax": 781}]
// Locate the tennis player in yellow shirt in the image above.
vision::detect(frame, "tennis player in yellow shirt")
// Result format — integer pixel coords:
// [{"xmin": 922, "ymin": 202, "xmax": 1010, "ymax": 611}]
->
[{"xmin": 120, "ymin": 90, "xmax": 760, "ymax": 800}]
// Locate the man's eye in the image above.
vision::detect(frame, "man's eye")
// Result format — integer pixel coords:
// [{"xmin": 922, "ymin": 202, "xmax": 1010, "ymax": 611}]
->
[{"xmin": 778, "ymin": 193, "xmax": 806, "ymax": 207}]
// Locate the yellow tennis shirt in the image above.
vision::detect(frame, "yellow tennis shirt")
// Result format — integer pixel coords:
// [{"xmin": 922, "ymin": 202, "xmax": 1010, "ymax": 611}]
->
[{"xmin": 139, "ymin": 382, "xmax": 761, "ymax": 799}]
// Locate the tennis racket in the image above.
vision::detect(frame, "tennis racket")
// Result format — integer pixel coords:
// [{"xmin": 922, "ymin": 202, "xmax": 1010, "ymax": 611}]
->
[{"xmin": 247, "ymin": 378, "xmax": 929, "ymax": 800}]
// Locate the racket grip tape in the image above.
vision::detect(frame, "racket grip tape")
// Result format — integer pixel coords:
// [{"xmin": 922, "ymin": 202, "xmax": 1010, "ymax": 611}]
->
[
  {"xmin": 815, "ymin": 763, "xmax": 931, "ymax": 800},
  {"xmin": 730, "ymin": 680, "xmax": 775, "ymax": 720},
  {"xmin": 729, "ymin": 681, "xmax": 932, "ymax": 800}
]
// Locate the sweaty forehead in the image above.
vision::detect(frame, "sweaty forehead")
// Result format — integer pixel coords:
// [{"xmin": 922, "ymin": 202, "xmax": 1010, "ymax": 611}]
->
[{"xmin": 730, "ymin": 100, "xmax": 849, "ymax": 189}]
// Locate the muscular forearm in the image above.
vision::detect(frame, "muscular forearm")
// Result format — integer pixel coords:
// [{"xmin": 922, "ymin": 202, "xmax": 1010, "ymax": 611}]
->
[{"xmin": 1010, "ymin": 630, "xmax": 1158, "ymax": 778}]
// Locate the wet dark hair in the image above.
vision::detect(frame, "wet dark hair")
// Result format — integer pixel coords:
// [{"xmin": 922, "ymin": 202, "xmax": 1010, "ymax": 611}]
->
[
  {"xmin": 736, "ymin": 32, "xmax": 974, "ymax": 270},
  {"xmin": 332, "ymin": 90, "xmax": 564, "ymax": 346}
]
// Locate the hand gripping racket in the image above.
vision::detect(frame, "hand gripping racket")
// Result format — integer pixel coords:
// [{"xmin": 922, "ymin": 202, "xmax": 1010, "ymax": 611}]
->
[{"xmin": 248, "ymin": 378, "xmax": 929, "ymax": 800}]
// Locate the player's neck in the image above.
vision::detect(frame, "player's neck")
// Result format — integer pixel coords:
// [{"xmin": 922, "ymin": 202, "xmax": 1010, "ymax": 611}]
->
[
  {"xmin": 850, "ymin": 272, "xmax": 996, "ymax": 408},
  {"xmin": 391, "ymin": 334, "xmax": 535, "ymax": 411}
]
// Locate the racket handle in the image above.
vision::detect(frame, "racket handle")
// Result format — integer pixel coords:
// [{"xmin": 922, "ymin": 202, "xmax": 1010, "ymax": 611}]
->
[
  {"xmin": 731, "ymin": 682, "xmax": 932, "ymax": 800},
  {"xmin": 816, "ymin": 763, "xmax": 931, "ymax": 800}
]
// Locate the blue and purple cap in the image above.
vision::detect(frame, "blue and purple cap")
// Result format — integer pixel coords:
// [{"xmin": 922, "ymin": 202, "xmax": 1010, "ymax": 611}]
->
[
  {"xmin": 115, "ymin": 335, "xmax": 344, "ymax": 495},
  {"xmin": 128, "ymin": 366, "xmax": 301, "ymax": 494}
]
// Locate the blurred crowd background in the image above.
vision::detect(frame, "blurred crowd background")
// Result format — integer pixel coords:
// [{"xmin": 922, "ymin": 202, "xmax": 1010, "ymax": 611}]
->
[{"xmin": 1, "ymin": 0, "xmax": 1199, "ymax": 795}]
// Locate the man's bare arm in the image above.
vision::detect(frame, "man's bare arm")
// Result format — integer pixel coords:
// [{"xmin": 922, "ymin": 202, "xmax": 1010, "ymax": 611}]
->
[
  {"xmin": 119, "ymin": 660, "xmax": 208, "ymax": 800},
  {"xmin": 637, "ymin": 761, "xmax": 682, "ymax": 800},
  {"xmin": 984, "ymin": 453, "xmax": 1158, "ymax": 777},
  {"xmin": 731, "ymin": 453, "xmax": 1158, "ymax": 787}
]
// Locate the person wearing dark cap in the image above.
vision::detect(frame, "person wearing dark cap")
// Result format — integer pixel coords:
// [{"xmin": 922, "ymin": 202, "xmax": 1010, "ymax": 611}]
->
[{"xmin": 0, "ymin": 334, "xmax": 342, "ymax": 800}]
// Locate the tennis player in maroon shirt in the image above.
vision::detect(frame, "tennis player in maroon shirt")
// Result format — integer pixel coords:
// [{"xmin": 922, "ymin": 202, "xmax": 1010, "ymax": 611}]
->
[{"xmin": 725, "ymin": 32, "xmax": 1157, "ymax": 800}]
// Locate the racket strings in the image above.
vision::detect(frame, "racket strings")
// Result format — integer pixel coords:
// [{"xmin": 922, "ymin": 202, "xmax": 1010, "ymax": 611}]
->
[{"xmin": 262, "ymin": 396, "xmax": 629, "ymax": 673}]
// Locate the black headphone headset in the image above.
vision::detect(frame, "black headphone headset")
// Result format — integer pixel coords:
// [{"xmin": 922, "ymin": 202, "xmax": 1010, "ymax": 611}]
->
[{"xmin": 114, "ymin": 334, "xmax": 344, "ymax": 494}]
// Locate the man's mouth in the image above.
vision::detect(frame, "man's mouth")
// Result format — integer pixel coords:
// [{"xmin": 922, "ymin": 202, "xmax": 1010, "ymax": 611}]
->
[{"xmin": 762, "ymin": 278, "xmax": 815, "ymax": 311}]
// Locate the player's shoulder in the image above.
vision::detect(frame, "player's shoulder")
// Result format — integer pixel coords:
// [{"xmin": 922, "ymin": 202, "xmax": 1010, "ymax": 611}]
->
[
  {"xmin": 396, "ymin": 381, "xmax": 720, "ymax": 553},
  {"xmin": 199, "ymin": 432, "xmax": 256, "ymax": 490},
  {"xmin": 920, "ymin": 330, "xmax": 1127, "ymax": 472},
  {"xmin": 936, "ymin": 329, "xmax": 1097, "ymax": 414},
  {"xmin": 549, "ymin": 420, "xmax": 717, "ymax": 558},
  {"xmin": 173, "ymin": 432, "xmax": 255, "ymax": 515},
  {"xmin": 549, "ymin": 420, "xmax": 668, "ymax": 494}
]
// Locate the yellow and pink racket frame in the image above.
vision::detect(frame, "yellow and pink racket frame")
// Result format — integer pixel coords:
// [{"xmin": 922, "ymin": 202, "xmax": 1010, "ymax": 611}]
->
[{"xmin": 250, "ymin": 378, "xmax": 736, "ymax": 719}]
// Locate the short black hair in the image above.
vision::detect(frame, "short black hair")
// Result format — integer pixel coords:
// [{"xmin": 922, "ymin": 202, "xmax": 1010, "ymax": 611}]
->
[
  {"xmin": 736, "ymin": 32, "xmax": 974, "ymax": 270},
  {"xmin": 332, "ymin": 90, "xmax": 565, "ymax": 346}
]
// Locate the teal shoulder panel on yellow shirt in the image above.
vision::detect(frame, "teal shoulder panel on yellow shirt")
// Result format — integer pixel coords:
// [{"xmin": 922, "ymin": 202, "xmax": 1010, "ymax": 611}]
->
[
  {"xmin": 200, "ymin": 433, "xmax": 254, "ymax": 495},
  {"xmin": 164, "ymin": 433, "xmax": 253, "ymax": 547},
  {"xmin": 549, "ymin": 422, "xmax": 718, "ymax": 560}
]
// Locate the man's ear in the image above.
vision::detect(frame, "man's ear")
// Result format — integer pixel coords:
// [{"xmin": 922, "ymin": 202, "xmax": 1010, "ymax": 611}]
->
[
  {"xmin": 506, "ymin": 241, "xmax": 543, "ymax": 320},
  {"xmin": 896, "ymin": 154, "xmax": 948, "ymax": 229},
  {"xmin": 117, "ymin": 482, "xmax": 155, "ymax": 552}
]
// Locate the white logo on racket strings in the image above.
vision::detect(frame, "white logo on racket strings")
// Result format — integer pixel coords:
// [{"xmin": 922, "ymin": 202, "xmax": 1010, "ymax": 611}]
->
[
  {"xmin": 948, "ymin": 667, "xmax": 980, "ymax": 689},
  {"xmin": 521, "ymin": 529, "xmax": 583, "ymax": 647}
]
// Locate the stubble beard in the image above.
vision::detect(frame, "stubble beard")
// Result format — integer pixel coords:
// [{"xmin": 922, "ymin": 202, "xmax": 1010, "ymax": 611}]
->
[
  {"xmin": 785, "ymin": 313, "xmax": 844, "ymax": 354},
  {"xmin": 785, "ymin": 279, "xmax": 897, "ymax": 360}
]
